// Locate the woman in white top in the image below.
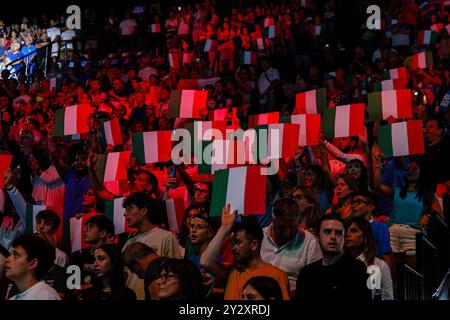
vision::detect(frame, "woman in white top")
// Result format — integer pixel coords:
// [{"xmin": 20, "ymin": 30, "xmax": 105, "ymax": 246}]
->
[{"xmin": 345, "ymin": 216, "xmax": 394, "ymax": 300}]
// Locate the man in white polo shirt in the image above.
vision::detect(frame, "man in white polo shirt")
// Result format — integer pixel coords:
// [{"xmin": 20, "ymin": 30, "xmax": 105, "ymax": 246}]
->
[
  {"xmin": 261, "ymin": 197, "xmax": 323, "ymax": 296},
  {"xmin": 5, "ymin": 234, "xmax": 60, "ymax": 300},
  {"xmin": 47, "ymin": 19, "xmax": 61, "ymax": 61}
]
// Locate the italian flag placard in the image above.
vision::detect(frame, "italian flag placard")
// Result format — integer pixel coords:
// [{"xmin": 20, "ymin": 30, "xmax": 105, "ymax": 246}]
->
[
  {"xmin": 367, "ymin": 89, "xmax": 412, "ymax": 121},
  {"xmin": 200, "ymin": 39, "xmax": 217, "ymax": 52},
  {"xmin": 310, "ymin": 24, "xmax": 322, "ymax": 37},
  {"xmin": 248, "ymin": 112, "xmax": 280, "ymax": 129},
  {"xmin": 294, "ymin": 88, "xmax": 327, "ymax": 114},
  {"xmin": 104, "ymin": 180, "xmax": 129, "ymax": 196},
  {"xmin": 25, "ymin": 204, "xmax": 46, "ymax": 234},
  {"xmin": 418, "ymin": 30, "xmax": 438, "ymax": 46},
  {"xmin": 168, "ymin": 53, "xmax": 180, "ymax": 69},
  {"xmin": 322, "ymin": 104, "xmax": 365, "ymax": 138},
  {"xmin": 264, "ymin": 17, "xmax": 274, "ymax": 27},
  {"xmin": 102, "ymin": 118, "xmax": 122, "ymax": 147},
  {"xmin": 384, "ymin": 67, "xmax": 408, "ymax": 82},
  {"xmin": 256, "ymin": 123, "xmax": 300, "ymax": 160},
  {"xmin": 210, "ymin": 166, "xmax": 266, "ymax": 216},
  {"xmin": 169, "ymin": 90, "xmax": 208, "ymax": 119},
  {"xmin": 164, "ymin": 198, "xmax": 186, "ymax": 233},
  {"xmin": 198, "ymin": 140, "xmax": 245, "ymax": 174},
  {"xmin": 150, "ymin": 23, "xmax": 161, "ymax": 33},
  {"xmin": 96, "ymin": 151, "xmax": 131, "ymax": 182},
  {"xmin": 49, "ymin": 77, "xmax": 63, "ymax": 91},
  {"xmin": 377, "ymin": 120, "xmax": 424, "ymax": 157},
  {"xmin": 52, "ymin": 105, "xmax": 92, "ymax": 137},
  {"xmin": 373, "ymin": 78, "xmax": 407, "ymax": 91},
  {"xmin": 405, "ymin": 51, "xmax": 433, "ymax": 70},
  {"xmin": 193, "ymin": 120, "xmax": 227, "ymax": 141},
  {"xmin": 263, "ymin": 25, "xmax": 276, "ymax": 39},
  {"xmin": 105, "ymin": 197, "xmax": 135, "ymax": 234},
  {"xmin": 208, "ymin": 107, "xmax": 238, "ymax": 123},
  {"xmin": 182, "ymin": 53, "xmax": 193, "ymax": 64},
  {"xmin": 177, "ymin": 77, "xmax": 221, "ymax": 90},
  {"xmin": 281, "ymin": 114, "xmax": 322, "ymax": 146},
  {"xmin": 68, "ymin": 212, "xmax": 97, "ymax": 253},
  {"xmin": 240, "ymin": 51, "xmax": 258, "ymax": 65},
  {"xmin": 132, "ymin": 131, "xmax": 172, "ymax": 164}
]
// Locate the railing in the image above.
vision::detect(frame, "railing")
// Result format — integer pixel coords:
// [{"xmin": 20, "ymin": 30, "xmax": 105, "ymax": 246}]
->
[
  {"xmin": 433, "ymin": 268, "xmax": 450, "ymax": 300},
  {"xmin": 398, "ymin": 263, "xmax": 424, "ymax": 300},
  {"xmin": 416, "ymin": 234, "xmax": 440, "ymax": 300}
]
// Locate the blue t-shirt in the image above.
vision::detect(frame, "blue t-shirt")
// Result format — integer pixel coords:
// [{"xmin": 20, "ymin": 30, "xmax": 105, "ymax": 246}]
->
[
  {"xmin": 389, "ymin": 188, "xmax": 426, "ymax": 228},
  {"xmin": 318, "ymin": 189, "xmax": 331, "ymax": 215},
  {"xmin": 376, "ymin": 159, "xmax": 408, "ymax": 216},
  {"xmin": 62, "ymin": 169, "xmax": 92, "ymax": 220},
  {"xmin": 21, "ymin": 45, "xmax": 37, "ymax": 64},
  {"xmin": 370, "ymin": 221, "xmax": 392, "ymax": 257},
  {"xmin": 6, "ymin": 51, "xmax": 24, "ymax": 71}
]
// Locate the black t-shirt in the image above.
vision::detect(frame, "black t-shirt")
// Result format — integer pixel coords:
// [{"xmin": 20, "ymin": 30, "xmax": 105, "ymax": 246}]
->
[
  {"xmin": 70, "ymin": 248, "xmax": 96, "ymax": 285},
  {"xmin": 293, "ymin": 254, "xmax": 372, "ymax": 301}
]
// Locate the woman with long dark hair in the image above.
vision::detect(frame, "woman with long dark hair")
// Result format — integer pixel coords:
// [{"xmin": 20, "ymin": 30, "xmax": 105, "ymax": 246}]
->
[
  {"xmin": 345, "ymin": 217, "xmax": 393, "ymax": 300},
  {"xmin": 374, "ymin": 155, "xmax": 433, "ymax": 269},
  {"xmin": 327, "ymin": 174, "xmax": 358, "ymax": 221},
  {"xmin": 290, "ymin": 186, "xmax": 322, "ymax": 235},
  {"xmin": 78, "ymin": 244, "xmax": 136, "ymax": 301},
  {"xmin": 242, "ymin": 276, "xmax": 283, "ymax": 301}
]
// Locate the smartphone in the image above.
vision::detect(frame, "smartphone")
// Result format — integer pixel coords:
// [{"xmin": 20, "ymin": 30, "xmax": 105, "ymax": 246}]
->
[{"xmin": 169, "ymin": 165, "xmax": 176, "ymax": 177}]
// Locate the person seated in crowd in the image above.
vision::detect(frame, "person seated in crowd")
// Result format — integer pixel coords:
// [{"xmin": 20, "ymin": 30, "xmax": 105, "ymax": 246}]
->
[
  {"xmin": 345, "ymin": 217, "xmax": 394, "ymax": 300},
  {"xmin": 5, "ymin": 234, "xmax": 60, "ymax": 300},
  {"xmin": 292, "ymin": 214, "xmax": 372, "ymax": 301},
  {"xmin": 156, "ymin": 258, "xmax": 205, "ymax": 300},
  {"xmin": 122, "ymin": 242, "xmax": 163, "ymax": 300},
  {"xmin": 70, "ymin": 215, "xmax": 115, "ymax": 286},
  {"xmin": 75, "ymin": 244, "xmax": 136, "ymax": 301},
  {"xmin": 35, "ymin": 209, "xmax": 68, "ymax": 267},
  {"xmin": 201, "ymin": 204, "xmax": 290, "ymax": 300},
  {"xmin": 290, "ymin": 186, "xmax": 323, "ymax": 234},
  {"xmin": 242, "ymin": 276, "xmax": 283, "ymax": 301},
  {"xmin": 350, "ymin": 192, "xmax": 394, "ymax": 270},
  {"xmin": 121, "ymin": 192, "xmax": 180, "ymax": 300}
]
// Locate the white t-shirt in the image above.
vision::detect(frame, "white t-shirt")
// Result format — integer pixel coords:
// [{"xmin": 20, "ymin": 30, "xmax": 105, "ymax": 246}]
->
[
  {"xmin": 9, "ymin": 281, "xmax": 61, "ymax": 300},
  {"xmin": 119, "ymin": 19, "xmax": 137, "ymax": 36},
  {"xmin": 261, "ymin": 226, "xmax": 323, "ymax": 293},
  {"xmin": 47, "ymin": 27, "xmax": 61, "ymax": 56},
  {"xmin": 60, "ymin": 29, "xmax": 76, "ymax": 50}
]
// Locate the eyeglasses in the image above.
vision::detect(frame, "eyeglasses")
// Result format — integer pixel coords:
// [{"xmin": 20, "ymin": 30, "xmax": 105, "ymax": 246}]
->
[
  {"xmin": 351, "ymin": 199, "xmax": 369, "ymax": 206},
  {"xmin": 157, "ymin": 273, "xmax": 178, "ymax": 281},
  {"xmin": 195, "ymin": 188, "xmax": 209, "ymax": 194},
  {"xmin": 291, "ymin": 194, "xmax": 306, "ymax": 201}
]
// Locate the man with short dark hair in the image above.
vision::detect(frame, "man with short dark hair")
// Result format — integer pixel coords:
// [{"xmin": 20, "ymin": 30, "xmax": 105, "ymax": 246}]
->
[
  {"xmin": 351, "ymin": 192, "xmax": 393, "ymax": 268},
  {"xmin": 261, "ymin": 198, "xmax": 322, "ymax": 295},
  {"xmin": 201, "ymin": 204, "xmax": 290, "ymax": 300},
  {"xmin": 122, "ymin": 242, "xmax": 163, "ymax": 300},
  {"xmin": 293, "ymin": 214, "xmax": 371, "ymax": 301},
  {"xmin": 70, "ymin": 215, "xmax": 115, "ymax": 285},
  {"xmin": 5, "ymin": 234, "xmax": 60, "ymax": 300},
  {"xmin": 121, "ymin": 192, "xmax": 180, "ymax": 300}
]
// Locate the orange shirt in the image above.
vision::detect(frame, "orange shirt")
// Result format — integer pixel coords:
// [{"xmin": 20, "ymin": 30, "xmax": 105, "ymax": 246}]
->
[{"xmin": 224, "ymin": 263, "xmax": 290, "ymax": 300}]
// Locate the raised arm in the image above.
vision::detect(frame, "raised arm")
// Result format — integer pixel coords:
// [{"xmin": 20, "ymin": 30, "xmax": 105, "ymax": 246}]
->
[
  {"xmin": 372, "ymin": 144, "xmax": 394, "ymax": 197},
  {"xmin": 200, "ymin": 204, "xmax": 235, "ymax": 286},
  {"xmin": 4, "ymin": 168, "xmax": 27, "ymax": 223}
]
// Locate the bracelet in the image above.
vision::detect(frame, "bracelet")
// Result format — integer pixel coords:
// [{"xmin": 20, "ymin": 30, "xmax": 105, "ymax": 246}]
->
[{"xmin": 375, "ymin": 161, "xmax": 383, "ymax": 169}]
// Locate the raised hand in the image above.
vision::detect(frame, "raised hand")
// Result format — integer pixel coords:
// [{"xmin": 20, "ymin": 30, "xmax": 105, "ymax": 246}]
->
[{"xmin": 220, "ymin": 203, "xmax": 238, "ymax": 234}]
